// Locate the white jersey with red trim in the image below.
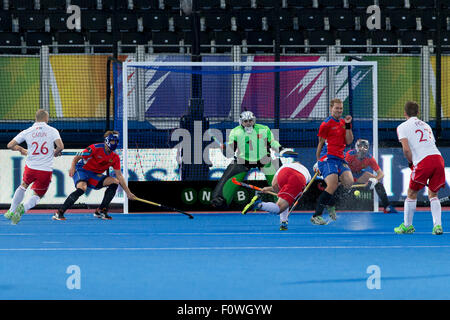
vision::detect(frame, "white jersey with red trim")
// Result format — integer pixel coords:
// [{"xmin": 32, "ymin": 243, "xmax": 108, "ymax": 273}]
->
[
  {"xmin": 13, "ymin": 122, "xmax": 61, "ymax": 172},
  {"xmin": 396, "ymin": 117, "xmax": 441, "ymax": 166},
  {"xmin": 274, "ymin": 162, "xmax": 311, "ymax": 184}
]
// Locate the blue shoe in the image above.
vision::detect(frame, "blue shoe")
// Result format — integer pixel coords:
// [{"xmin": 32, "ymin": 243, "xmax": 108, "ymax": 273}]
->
[
  {"xmin": 241, "ymin": 195, "xmax": 262, "ymax": 215},
  {"xmin": 384, "ymin": 205, "xmax": 398, "ymax": 214}
]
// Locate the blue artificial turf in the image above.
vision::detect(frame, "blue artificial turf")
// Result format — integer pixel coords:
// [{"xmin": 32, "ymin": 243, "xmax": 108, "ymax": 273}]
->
[{"xmin": 0, "ymin": 211, "xmax": 448, "ymax": 300}]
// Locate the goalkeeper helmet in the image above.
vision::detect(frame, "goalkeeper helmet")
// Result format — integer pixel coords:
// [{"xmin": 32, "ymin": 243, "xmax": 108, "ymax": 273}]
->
[
  {"xmin": 355, "ymin": 139, "xmax": 370, "ymax": 157},
  {"xmin": 239, "ymin": 111, "xmax": 256, "ymax": 134},
  {"xmin": 105, "ymin": 131, "xmax": 120, "ymax": 151}
]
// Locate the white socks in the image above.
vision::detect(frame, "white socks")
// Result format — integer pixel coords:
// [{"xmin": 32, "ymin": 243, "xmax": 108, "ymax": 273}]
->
[
  {"xmin": 404, "ymin": 198, "xmax": 417, "ymax": 227},
  {"xmin": 279, "ymin": 209, "xmax": 289, "ymax": 223},
  {"xmin": 259, "ymin": 202, "xmax": 280, "ymax": 215},
  {"xmin": 9, "ymin": 186, "xmax": 26, "ymax": 212},
  {"xmin": 430, "ymin": 197, "xmax": 442, "ymax": 227},
  {"xmin": 24, "ymin": 195, "xmax": 41, "ymax": 213},
  {"xmin": 259, "ymin": 202, "xmax": 289, "ymax": 223},
  {"xmin": 404, "ymin": 197, "xmax": 442, "ymax": 228}
]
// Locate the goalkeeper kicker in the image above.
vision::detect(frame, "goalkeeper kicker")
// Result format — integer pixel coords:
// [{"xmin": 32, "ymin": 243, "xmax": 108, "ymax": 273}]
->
[{"xmin": 211, "ymin": 111, "xmax": 296, "ymax": 209}]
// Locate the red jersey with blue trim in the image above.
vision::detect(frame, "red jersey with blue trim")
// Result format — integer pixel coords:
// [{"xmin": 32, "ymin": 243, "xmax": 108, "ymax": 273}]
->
[
  {"xmin": 345, "ymin": 149, "xmax": 380, "ymax": 173},
  {"xmin": 318, "ymin": 116, "xmax": 347, "ymax": 159},
  {"xmin": 79, "ymin": 143, "xmax": 121, "ymax": 173}
]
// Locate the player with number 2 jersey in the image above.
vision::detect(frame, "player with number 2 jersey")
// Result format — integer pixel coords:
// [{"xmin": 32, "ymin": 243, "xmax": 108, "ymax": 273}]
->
[{"xmin": 395, "ymin": 101, "xmax": 445, "ymax": 235}]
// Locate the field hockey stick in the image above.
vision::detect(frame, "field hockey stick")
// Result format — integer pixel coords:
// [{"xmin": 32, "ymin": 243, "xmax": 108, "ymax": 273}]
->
[
  {"xmin": 134, "ymin": 197, "xmax": 194, "ymax": 219},
  {"xmin": 288, "ymin": 170, "xmax": 319, "ymax": 215},
  {"xmin": 61, "ymin": 151, "xmax": 90, "ymax": 156},
  {"xmin": 231, "ymin": 177, "xmax": 278, "ymax": 196},
  {"xmin": 351, "ymin": 184, "xmax": 367, "ymax": 188}
]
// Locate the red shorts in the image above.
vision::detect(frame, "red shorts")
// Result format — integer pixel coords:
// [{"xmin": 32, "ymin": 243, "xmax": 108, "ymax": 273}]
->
[
  {"xmin": 410, "ymin": 154, "xmax": 446, "ymax": 193},
  {"xmin": 23, "ymin": 166, "xmax": 52, "ymax": 197},
  {"xmin": 276, "ymin": 167, "xmax": 307, "ymax": 206}
]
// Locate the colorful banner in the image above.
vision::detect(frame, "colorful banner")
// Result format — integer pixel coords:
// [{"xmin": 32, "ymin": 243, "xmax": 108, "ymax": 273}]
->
[
  {"xmin": 0, "ymin": 54, "xmax": 445, "ymax": 121},
  {"xmin": 364, "ymin": 56, "xmax": 422, "ymax": 119},
  {"xmin": 0, "ymin": 56, "xmax": 40, "ymax": 120},
  {"xmin": 49, "ymin": 55, "xmax": 110, "ymax": 118}
]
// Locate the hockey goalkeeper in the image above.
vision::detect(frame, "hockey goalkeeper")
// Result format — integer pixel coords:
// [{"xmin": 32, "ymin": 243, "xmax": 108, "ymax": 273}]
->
[{"xmin": 211, "ymin": 111, "xmax": 295, "ymax": 209}]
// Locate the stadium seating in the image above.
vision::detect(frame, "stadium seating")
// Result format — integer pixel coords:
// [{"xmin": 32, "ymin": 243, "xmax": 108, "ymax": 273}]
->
[
  {"xmin": 369, "ymin": 30, "xmax": 399, "ymax": 53},
  {"xmin": 326, "ymin": 9, "xmax": 356, "ymax": 31},
  {"xmin": 88, "ymin": 31, "xmax": 114, "ymax": 53},
  {"xmin": 0, "ymin": 32, "xmax": 22, "ymax": 54},
  {"xmin": 279, "ymin": 30, "xmax": 305, "ymax": 53},
  {"xmin": 306, "ymin": 30, "xmax": 336, "ymax": 53},
  {"xmin": 0, "ymin": 0, "xmax": 446, "ymax": 55},
  {"xmin": 132, "ymin": 0, "xmax": 159, "ymax": 10},
  {"xmin": 234, "ymin": 9, "xmax": 264, "ymax": 31},
  {"xmin": 202, "ymin": 10, "xmax": 232, "ymax": 31},
  {"xmin": 151, "ymin": 31, "xmax": 180, "ymax": 52},
  {"xmin": 387, "ymin": 9, "xmax": 418, "ymax": 31},
  {"xmin": 245, "ymin": 31, "xmax": 274, "ymax": 53},
  {"xmin": 286, "ymin": 0, "xmax": 313, "ymax": 8},
  {"xmin": 25, "ymin": 32, "xmax": 53, "ymax": 53},
  {"xmin": 197, "ymin": 0, "xmax": 222, "ymax": 9},
  {"xmin": 213, "ymin": 30, "xmax": 242, "ymax": 52},
  {"xmin": 0, "ymin": 12, "xmax": 13, "ymax": 32},
  {"xmin": 68, "ymin": 0, "xmax": 98, "ymax": 10},
  {"xmin": 337, "ymin": 30, "xmax": 369, "ymax": 53},
  {"xmin": 229, "ymin": 0, "xmax": 252, "ymax": 9},
  {"xmin": 378, "ymin": 0, "xmax": 405, "ymax": 9},
  {"xmin": 49, "ymin": 12, "xmax": 70, "ymax": 33},
  {"xmin": 40, "ymin": 0, "xmax": 67, "ymax": 11},
  {"xmin": 182, "ymin": 31, "xmax": 212, "ymax": 53},
  {"xmin": 120, "ymin": 31, "xmax": 149, "ymax": 52},
  {"xmin": 80, "ymin": 11, "xmax": 110, "ymax": 32},
  {"xmin": 55, "ymin": 32, "xmax": 86, "ymax": 53},
  {"xmin": 296, "ymin": 8, "xmax": 325, "ymax": 30},
  {"xmin": 409, "ymin": 0, "xmax": 435, "ymax": 8},
  {"xmin": 348, "ymin": 0, "xmax": 377, "ymax": 9},
  {"xmin": 9, "ymin": 0, "xmax": 35, "ymax": 10},
  {"xmin": 141, "ymin": 11, "xmax": 170, "ymax": 32}
]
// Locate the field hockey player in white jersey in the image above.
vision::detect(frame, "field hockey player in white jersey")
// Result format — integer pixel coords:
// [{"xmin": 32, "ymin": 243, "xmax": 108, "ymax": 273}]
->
[
  {"xmin": 242, "ymin": 160, "xmax": 312, "ymax": 231},
  {"xmin": 395, "ymin": 101, "xmax": 445, "ymax": 235},
  {"xmin": 4, "ymin": 109, "xmax": 64, "ymax": 224}
]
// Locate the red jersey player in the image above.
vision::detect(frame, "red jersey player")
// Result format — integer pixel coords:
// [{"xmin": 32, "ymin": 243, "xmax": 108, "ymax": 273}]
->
[
  {"xmin": 312, "ymin": 98, "xmax": 354, "ymax": 225},
  {"xmin": 53, "ymin": 131, "xmax": 136, "ymax": 221},
  {"xmin": 395, "ymin": 101, "xmax": 445, "ymax": 235},
  {"xmin": 4, "ymin": 109, "xmax": 64, "ymax": 224},
  {"xmin": 345, "ymin": 139, "xmax": 397, "ymax": 213}
]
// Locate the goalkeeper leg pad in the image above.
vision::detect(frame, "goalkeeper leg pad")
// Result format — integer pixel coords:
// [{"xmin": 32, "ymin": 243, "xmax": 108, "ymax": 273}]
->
[{"xmin": 211, "ymin": 162, "xmax": 248, "ymax": 208}]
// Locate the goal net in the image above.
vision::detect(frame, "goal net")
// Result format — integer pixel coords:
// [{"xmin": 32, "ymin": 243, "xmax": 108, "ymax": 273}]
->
[{"xmin": 115, "ymin": 60, "xmax": 378, "ymax": 213}]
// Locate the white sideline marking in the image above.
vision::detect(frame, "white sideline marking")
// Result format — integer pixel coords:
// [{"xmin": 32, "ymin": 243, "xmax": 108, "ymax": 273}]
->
[
  {"xmin": 0, "ymin": 245, "xmax": 449, "ymax": 252},
  {"xmin": 0, "ymin": 232, "xmax": 444, "ymax": 236}
]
